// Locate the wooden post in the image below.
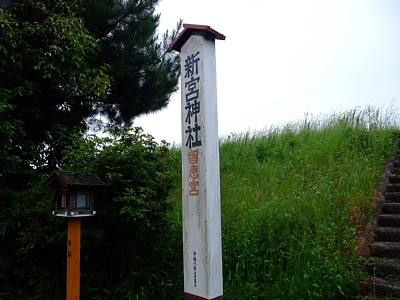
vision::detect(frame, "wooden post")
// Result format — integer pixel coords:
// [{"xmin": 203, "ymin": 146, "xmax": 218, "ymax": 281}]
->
[
  {"xmin": 67, "ymin": 218, "xmax": 81, "ymax": 300},
  {"xmin": 171, "ymin": 24, "xmax": 225, "ymax": 300}
]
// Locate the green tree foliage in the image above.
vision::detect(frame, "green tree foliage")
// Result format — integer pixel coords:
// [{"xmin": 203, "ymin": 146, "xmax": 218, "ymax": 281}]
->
[
  {"xmin": 0, "ymin": 0, "xmax": 180, "ymax": 298},
  {"xmin": 81, "ymin": 0, "xmax": 181, "ymax": 125},
  {"xmin": 62, "ymin": 128, "xmax": 176, "ymax": 299},
  {"xmin": 0, "ymin": 174, "xmax": 65, "ymax": 299},
  {"xmin": 0, "ymin": 6, "xmax": 110, "ymax": 295},
  {"xmin": 0, "ymin": 1, "xmax": 111, "ymax": 171},
  {"xmin": 1, "ymin": 7, "xmax": 111, "ymax": 295},
  {"xmin": 0, "ymin": 128, "xmax": 176, "ymax": 299},
  {"xmin": 0, "ymin": 0, "xmax": 179, "ymax": 171}
]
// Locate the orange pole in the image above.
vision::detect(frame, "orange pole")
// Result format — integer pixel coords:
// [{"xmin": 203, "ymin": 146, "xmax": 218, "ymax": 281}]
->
[{"xmin": 67, "ymin": 218, "xmax": 81, "ymax": 300}]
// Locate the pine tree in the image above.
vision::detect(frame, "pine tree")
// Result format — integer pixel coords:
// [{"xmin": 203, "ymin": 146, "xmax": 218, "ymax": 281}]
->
[
  {"xmin": 0, "ymin": 0, "xmax": 180, "ymax": 170},
  {"xmin": 82, "ymin": 0, "xmax": 181, "ymax": 125}
]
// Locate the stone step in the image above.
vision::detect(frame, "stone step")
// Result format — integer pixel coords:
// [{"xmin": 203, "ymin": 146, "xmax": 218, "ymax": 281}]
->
[
  {"xmin": 382, "ymin": 202, "xmax": 400, "ymax": 214},
  {"xmin": 385, "ymin": 193, "xmax": 400, "ymax": 202},
  {"xmin": 378, "ymin": 215, "xmax": 400, "ymax": 227},
  {"xmin": 371, "ymin": 242, "xmax": 400, "ymax": 258},
  {"xmin": 388, "ymin": 184, "xmax": 400, "ymax": 193},
  {"xmin": 390, "ymin": 176, "xmax": 400, "ymax": 184},
  {"xmin": 383, "ymin": 204, "xmax": 400, "ymax": 214},
  {"xmin": 375, "ymin": 227, "xmax": 400, "ymax": 242},
  {"xmin": 365, "ymin": 258, "xmax": 400, "ymax": 279},
  {"xmin": 359, "ymin": 277, "xmax": 400, "ymax": 297}
]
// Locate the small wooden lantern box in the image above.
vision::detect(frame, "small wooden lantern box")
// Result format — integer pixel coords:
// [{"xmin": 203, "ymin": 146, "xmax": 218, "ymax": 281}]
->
[{"xmin": 47, "ymin": 171, "xmax": 107, "ymax": 217}]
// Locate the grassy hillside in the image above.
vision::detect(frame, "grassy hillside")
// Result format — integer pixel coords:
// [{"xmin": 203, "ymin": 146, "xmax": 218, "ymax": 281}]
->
[{"xmin": 165, "ymin": 107, "xmax": 399, "ymax": 299}]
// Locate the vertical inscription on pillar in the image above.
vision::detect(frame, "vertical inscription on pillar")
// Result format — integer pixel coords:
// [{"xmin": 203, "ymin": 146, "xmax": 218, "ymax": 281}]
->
[
  {"xmin": 184, "ymin": 51, "xmax": 202, "ymax": 150},
  {"xmin": 193, "ymin": 251, "xmax": 197, "ymax": 287},
  {"xmin": 188, "ymin": 149, "xmax": 199, "ymax": 196}
]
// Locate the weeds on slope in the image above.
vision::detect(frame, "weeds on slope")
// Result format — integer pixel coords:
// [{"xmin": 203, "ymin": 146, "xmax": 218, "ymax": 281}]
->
[{"xmin": 166, "ymin": 107, "xmax": 400, "ymax": 299}]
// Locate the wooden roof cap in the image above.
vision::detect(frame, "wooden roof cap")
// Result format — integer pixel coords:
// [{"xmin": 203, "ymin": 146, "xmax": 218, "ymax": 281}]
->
[{"xmin": 170, "ymin": 23, "xmax": 225, "ymax": 52}]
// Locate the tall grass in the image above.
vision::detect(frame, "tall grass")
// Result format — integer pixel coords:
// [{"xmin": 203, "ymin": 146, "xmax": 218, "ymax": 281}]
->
[{"xmin": 164, "ymin": 107, "xmax": 399, "ymax": 299}]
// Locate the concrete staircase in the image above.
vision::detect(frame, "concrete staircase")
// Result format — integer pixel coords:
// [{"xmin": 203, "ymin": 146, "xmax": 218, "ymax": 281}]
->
[{"xmin": 359, "ymin": 157, "xmax": 400, "ymax": 298}]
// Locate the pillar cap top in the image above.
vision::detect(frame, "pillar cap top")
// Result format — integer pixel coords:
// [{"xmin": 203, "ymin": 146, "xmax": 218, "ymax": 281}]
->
[{"xmin": 171, "ymin": 24, "xmax": 225, "ymax": 52}]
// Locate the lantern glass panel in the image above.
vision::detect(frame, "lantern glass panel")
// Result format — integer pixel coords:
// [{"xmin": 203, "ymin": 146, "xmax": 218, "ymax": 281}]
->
[
  {"xmin": 57, "ymin": 193, "xmax": 67, "ymax": 209},
  {"xmin": 61, "ymin": 194, "xmax": 67, "ymax": 208},
  {"xmin": 76, "ymin": 192, "xmax": 88, "ymax": 209}
]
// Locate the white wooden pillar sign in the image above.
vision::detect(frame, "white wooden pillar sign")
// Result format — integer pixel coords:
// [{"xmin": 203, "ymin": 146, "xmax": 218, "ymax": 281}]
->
[{"xmin": 171, "ymin": 24, "xmax": 225, "ymax": 300}]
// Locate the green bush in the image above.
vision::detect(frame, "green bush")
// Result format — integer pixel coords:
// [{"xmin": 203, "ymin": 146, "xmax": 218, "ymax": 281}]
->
[
  {"xmin": 0, "ymin": 173, "xmax": 66, "ymax": 299},
  {"xmin": 0, "ymin": 127, "xmax": 177, "ymax": 299},
  {"xmin": 61, "ymin": 127, "xmax": 176, "ymax": 299}
]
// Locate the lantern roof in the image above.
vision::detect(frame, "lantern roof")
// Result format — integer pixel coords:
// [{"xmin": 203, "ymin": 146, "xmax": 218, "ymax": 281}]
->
[
  {"xmin": 170, "ymin": 23, "xmax": 225, "ymax": 52},
  {"xmin": 46, "ymin": 171, "xmax": 107, "ymax": 187}
]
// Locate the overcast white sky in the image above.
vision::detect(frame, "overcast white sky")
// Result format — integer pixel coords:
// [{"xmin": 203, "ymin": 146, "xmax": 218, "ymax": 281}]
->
[{"xmin": 134, "ymin": 0, "xmax": 400, "ymax": 144}]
